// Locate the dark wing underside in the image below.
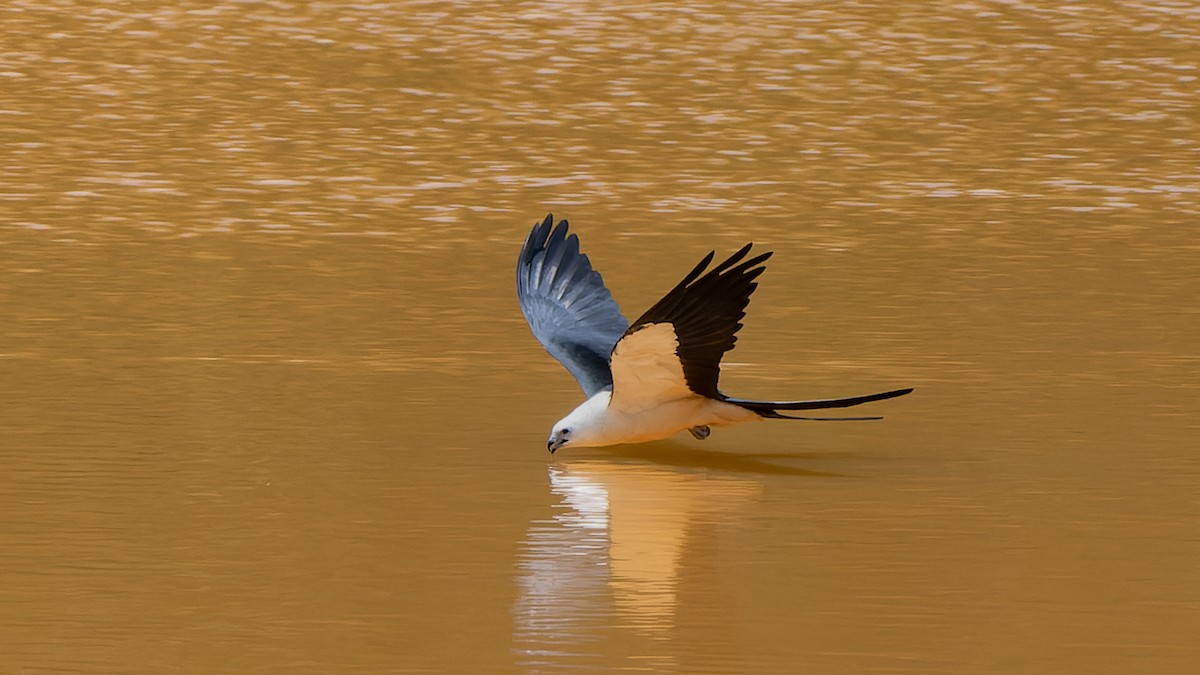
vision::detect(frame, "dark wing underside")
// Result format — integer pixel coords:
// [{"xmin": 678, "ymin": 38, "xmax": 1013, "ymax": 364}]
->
[
  {"xmin": 619, "ymin": 243, "xmax": 771, "ymax": 400},
  {"xmin": 516, "ymin": 214, "xmax": 629, "ymax": 397}
]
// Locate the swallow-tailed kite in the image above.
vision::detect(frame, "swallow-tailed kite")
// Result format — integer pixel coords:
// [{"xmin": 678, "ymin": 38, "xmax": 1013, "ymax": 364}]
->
[{"xmin": 517, "ymin": 214, "xmax": 912, "ymax": 453}]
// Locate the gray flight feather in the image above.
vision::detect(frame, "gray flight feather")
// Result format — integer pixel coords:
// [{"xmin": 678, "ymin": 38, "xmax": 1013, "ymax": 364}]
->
[{"xmin": 517, "ymin": 214, "xmax": 629, "ymax": 397}]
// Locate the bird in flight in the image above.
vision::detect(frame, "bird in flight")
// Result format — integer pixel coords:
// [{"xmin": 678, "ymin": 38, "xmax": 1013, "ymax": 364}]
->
[{"xmin": 516, "ymin": 214, "xmax": 913, "ymax": 453}]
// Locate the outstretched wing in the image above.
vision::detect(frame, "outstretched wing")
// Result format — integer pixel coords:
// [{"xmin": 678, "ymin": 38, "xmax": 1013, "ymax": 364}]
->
[
  {"xmin": 517, "ymin": 214, "xmax": 630, "ymax": 397},
  {"xmin": 609, "ymin": 244, "xmax": 770, "ymax": 413}
]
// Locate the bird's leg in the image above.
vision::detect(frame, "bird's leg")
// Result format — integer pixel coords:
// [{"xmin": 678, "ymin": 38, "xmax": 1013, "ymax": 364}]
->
[{"xmin": 688, "ymin": 425, "xmax": 711, "ymax": 440}]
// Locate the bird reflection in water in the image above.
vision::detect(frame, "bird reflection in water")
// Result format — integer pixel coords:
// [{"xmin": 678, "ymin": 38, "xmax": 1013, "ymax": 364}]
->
[{"xmin": 512, "ymin": 457, "xmax": 761, "ymax": 672}]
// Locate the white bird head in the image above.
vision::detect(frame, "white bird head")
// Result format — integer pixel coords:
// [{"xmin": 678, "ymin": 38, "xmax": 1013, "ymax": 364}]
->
[{"xmin": 547, "ymin": 391, "xmax": 611, "ymax": 453}]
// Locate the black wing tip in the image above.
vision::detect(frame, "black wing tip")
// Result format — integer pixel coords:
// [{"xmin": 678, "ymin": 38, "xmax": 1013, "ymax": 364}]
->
[
  {"xmin": 710, "ymin": 243, "xmax": 751, "ymax": 275},
  {"xmin": 544, "ymin": 213, "xmax": 569, "ymax": 235},
  {"xmin": 537, "ymin": 212, "xmax": 565, "ymax": 230},
  {"xmin": 734, "ymin": 246, "xmax": 773, "ymax": 273},
  {"xmin": 677, "ymin": 250, "xmax": 717, "ymax": 287},
  {"xmin": 706, "ymin": 244, "xmax": 773, "ymax": 282},
  {"xmin": 535, "ymin": 212, "xmax": 558, "ymax": 238},
  {"xmin": 521, "ymin": 213, "xmax": 572, "ymax": 263},
  {"xmin": 747, "ymin": 249, "xmax": 773, "ymax": 268},
  {"xmin": 670, "ymin": 244, "xmax": 772, "ymax": 298}
]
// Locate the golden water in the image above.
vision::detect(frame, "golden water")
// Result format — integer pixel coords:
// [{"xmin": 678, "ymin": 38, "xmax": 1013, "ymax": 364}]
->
[{"xmin": 1, "ymin": 1, "xmax": 1198, "ymax": 673}]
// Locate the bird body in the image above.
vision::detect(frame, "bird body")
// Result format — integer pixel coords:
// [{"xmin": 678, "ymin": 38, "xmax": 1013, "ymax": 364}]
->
[
  {"xmin": 516, "ymin": 214, "xmax": 911, "ymax": 453},
  {"xmin": 552, "ymin": 377, "xmax": 761, "ymax": 449}
]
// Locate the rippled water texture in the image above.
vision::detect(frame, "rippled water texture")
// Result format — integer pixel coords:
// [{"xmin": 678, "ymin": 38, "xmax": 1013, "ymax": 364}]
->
[{"xmin": 2, "ymin": 2, "xmax": 1198, "ymax": 673}]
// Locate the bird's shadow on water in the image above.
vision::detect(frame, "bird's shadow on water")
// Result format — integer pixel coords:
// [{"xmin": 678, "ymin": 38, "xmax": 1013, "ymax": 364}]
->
[{"xmin": 569, "ymin": 440, "xmax": 857, "ymax": 477}]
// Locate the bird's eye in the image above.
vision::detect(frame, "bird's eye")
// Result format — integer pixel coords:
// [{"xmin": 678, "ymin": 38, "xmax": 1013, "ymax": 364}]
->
[{"xmin": 559, "ymin": 428, "xmax": 570, "ymax": 436}]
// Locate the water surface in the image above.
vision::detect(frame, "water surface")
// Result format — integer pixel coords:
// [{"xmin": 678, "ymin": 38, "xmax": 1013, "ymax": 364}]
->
[{"xmin": 1, "ymin": 1, "xmax": 1198, "ymax": 673}]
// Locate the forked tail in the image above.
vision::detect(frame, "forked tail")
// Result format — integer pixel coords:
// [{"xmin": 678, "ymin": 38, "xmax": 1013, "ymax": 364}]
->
[{"xmin": 724, "ymin": 387, "xmax": 914, "ymax": 421}]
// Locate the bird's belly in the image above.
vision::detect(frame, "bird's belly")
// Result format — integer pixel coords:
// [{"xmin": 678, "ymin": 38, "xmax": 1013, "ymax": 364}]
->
[{"xmin": 604, "ymin": 396, "xmax": 757, "ymax": 445}]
